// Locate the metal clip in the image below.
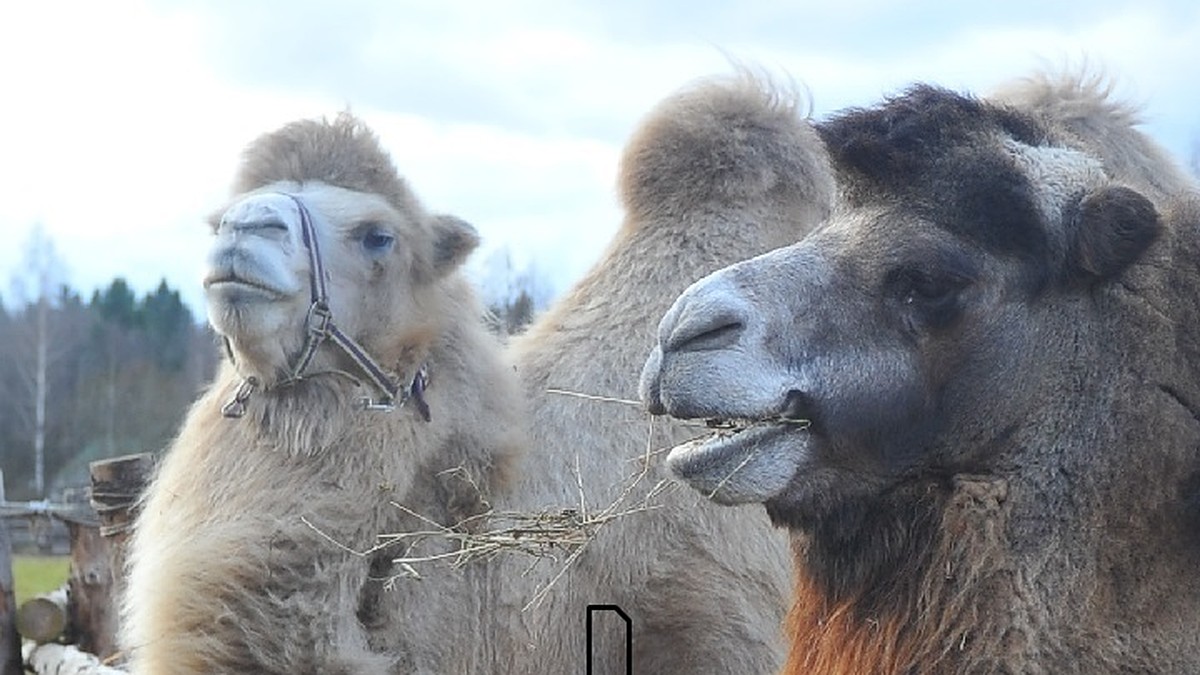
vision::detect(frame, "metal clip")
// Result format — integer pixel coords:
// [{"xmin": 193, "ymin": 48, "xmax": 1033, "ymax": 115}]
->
[
  {"xmin": 358, "ymin": 396, "xmax": 397, "ymax": 412},
  {"xmin": 221, "ymin": 376, "xmax": 260, "ymax": 419},
  {"xmin": 409, "ymin": 368, "xmax": 431, "ymax": 422}
]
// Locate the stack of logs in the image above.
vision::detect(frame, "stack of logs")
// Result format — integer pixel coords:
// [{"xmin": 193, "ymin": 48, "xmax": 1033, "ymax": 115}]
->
[{"xmin": 1, "ymin": 454, "xmax": 154, "ymax": 675}]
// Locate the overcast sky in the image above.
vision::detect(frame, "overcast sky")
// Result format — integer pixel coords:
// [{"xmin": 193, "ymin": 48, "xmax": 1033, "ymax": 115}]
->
[{"xmin": 2, "ymin": 0, "xmax": 1197, "ymax": 316}]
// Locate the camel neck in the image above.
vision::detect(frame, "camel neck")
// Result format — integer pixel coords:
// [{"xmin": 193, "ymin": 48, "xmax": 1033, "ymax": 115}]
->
[{"xmin": 783, "ymin": 477, "xmax": 1019, "ymax": 674}]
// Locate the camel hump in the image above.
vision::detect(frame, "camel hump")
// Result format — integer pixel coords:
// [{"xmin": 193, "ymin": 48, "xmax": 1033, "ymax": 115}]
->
[
  {"xmin": 617, "ymin": 69, "xmax": 835, "ymax": 228},
  {"xmin": 990, "ymin": 68, "xmax": 1196, "ymax": 203},
  {"xmin": 991, "ymin": 69, "xmax": 1143, "ymax": 131}
]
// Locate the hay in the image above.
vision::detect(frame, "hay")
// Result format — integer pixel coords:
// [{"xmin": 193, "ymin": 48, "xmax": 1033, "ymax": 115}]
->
[{"xmin": 302, "ymin": 387, "xmax": 688, "ymax": 610}]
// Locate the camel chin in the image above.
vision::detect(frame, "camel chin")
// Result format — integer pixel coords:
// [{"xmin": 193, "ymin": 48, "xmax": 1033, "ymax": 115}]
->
[{"xmin": 665, "ymin": 420, "xmax": 813, "ymax": 505}]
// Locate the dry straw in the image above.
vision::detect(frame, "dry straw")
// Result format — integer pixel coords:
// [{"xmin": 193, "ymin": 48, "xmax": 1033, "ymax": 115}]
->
[{"xmin": 302, "ymin": 387, "xmax": 711, "ymax": 611}]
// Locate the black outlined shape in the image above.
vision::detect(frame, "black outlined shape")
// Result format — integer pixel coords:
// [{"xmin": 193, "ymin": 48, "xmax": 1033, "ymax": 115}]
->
[{"xmin": 586, "ymin": 604, "xmax": 632, "ymax": 674}]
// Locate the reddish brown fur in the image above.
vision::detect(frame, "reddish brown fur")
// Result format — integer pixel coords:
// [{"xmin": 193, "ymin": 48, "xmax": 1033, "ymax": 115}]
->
[
  {"xmin": 783, "ymin": 574, "xmax": 913, "ymax": 675},
  {"xmin": 783, "ymin": 478, "xmax": 1019, "ymax": 675}
]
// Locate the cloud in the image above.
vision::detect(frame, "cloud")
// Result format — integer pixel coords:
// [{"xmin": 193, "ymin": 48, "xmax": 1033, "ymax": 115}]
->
[
  {"xmin": 1, "ymin": 0, "xmax": 1196, "ymax": 316},
  {"xmin": 174, "ymin": 0, "xmax": 744, "ymax": 143},
  {"xmin": 360, "ymin": 109, "xmax": 624, "ymax": 299}
]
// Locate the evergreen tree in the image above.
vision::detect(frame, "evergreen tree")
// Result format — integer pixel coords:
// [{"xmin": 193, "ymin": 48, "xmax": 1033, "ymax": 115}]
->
[
  {"xmin": 141, "ymin": 280, "xmax": 191, "ymax": 371},
  {"xmin": 92, "ymin": 278, "xmax": 140, "ymax": 328},
  {"xmin": 1, "ymin": 267, "xmax": 217, "ymax": 498}
]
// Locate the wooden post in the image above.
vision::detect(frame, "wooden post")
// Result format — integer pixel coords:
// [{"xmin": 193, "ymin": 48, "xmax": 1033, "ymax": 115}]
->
[
  {"xmin": 65, "ymin": 521, "xmax": 112, "ymax": 657},
  {"xmin": 0, "ymin": 469, "xmax": 22, "ymax": 675},
  {"xmin": 90, "ymin": 453, "xmax": 155, "ymax": 583},
  {"xmin": 83, "ymin": 453, "xmax": 154, "ymax": 663}
]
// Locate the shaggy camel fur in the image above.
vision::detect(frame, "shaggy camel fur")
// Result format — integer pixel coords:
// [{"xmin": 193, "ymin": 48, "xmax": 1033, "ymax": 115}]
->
[
  {"xmin": 124, "ymin": 73, "xmax": 834, "ymax": 674},
  {"xmin": 369, "ymin": 73, "xmax": 832, "ymax": 673},
  {"xmin": 121, "ymin": 114, "xmax": 525, "ymax": 674},
  {"xmin": 641, "ymin": 71, "xmax": 1200, "ymax": 673},
  {"xmin": 494, "ymin": 72, "xmax": 833, "ymax": 673}
]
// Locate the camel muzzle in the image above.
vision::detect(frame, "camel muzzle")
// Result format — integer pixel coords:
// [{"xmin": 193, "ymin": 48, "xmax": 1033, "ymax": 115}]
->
[{"xmin": 219, "ymin": 192, "xmax": 431, "ymax": 422}]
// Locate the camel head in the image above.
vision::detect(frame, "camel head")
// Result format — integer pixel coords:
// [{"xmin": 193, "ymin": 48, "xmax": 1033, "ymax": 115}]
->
[
  {"xmin": 203, "ymin": 113, "xmax": 478, "ymax": 396},
  {"xmin": 640, "ymin": 84, "xmax": 1167, "ymax": 546}
]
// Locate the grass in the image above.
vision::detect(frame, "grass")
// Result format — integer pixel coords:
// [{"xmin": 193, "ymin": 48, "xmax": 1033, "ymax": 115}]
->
[{"xmin": 12, "ymin": 555, "xmax": 71, "ymax": 606}]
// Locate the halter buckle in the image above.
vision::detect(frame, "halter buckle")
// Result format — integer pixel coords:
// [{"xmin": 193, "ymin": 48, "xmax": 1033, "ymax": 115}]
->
[
  {"xmin": 305, "ymin": 300, "xmax": 334, "ymax": 340},
  {"xmin": 358, "ymin": 396, "xmax": 397, "ymax": 412}
]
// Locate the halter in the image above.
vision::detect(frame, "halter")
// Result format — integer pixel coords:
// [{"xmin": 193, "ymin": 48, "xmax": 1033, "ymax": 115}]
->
[{"xmin": 220, "ymin": 193, "xmax": 431, "ymax": 422}]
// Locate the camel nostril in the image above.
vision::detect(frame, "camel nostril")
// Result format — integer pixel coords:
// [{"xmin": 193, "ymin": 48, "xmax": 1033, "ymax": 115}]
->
[
  {"xmin": 780, "ymin": 390, "xmax": 815, "ymax": 423},
  {"xmin": 667, "ymin": 319, "xmax": 745, "ymax": 353},
  {"xmin": 697, "ymin": 321, "xmax": 744, "ymax": 350},
  {"xmin": 233, "ymin": 219, "xmax": 288, "ymax": 235}
]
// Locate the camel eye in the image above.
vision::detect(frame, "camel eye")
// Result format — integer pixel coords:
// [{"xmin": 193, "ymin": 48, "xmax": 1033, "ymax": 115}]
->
[
  {"xmin": 360, "ymin": 227, "xmax": 395, "ymax": 254},
  {"xmin": 902, "ymin": 271, "xmax": 956, "ymax": 304},
  {"xmin": 888, "ymin": 267, "xmax": 971, "ymax": 329}
]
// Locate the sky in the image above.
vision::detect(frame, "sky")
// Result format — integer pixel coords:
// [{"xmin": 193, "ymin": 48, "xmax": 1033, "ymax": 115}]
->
[{"xmin": 1, "ymin": 0, "xmax": 1197, "ymax": 317}]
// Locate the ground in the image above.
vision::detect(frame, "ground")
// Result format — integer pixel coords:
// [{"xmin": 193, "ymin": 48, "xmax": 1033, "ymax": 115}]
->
[{"xmin": 13, "ymin": 555, "xmax": 69, "ymax": 605}]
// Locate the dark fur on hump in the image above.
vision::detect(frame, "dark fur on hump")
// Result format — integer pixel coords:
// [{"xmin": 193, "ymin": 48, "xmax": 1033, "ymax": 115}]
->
[
  {"xmin": 818, "ymin": 86, "xmax": 1058, "ymax": 286},
  {"xmin": 231, "ymin": 112, "xmax": 422, "ymax": 217}
]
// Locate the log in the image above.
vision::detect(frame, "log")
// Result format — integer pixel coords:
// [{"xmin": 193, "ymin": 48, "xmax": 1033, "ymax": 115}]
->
[
  {"xmin": 23, "ymin": 641, "xmax": 127, "ymax": 675},
  {"xmin": 89, "ymin": 454, "xmax": 153, "ymax": 535},
  {"xmin": 16, "ymin": 586, "xmax": 68, "ymax": 643},
  {"xmin": 0, "ymin": 470, "xmax": 22, "ymax": 675},
  {"xmin": 89, "ymin": 454, "xmax": 154, "ymax": 565},
  {"xmin": 80, "ymin": 453, "xmax": 153, "ymax": 662},
  {"xmin": 65, "ymin": 522, "xmax": 113, "ymax": 657}
]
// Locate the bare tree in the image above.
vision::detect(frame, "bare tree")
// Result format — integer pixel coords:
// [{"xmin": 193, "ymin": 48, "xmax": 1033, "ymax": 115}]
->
[
  {"xmin": 7, "ymin": 224, "xmax": 68, "ymax": 498},
  {"xmin": 1, "ymin": 262, "xmax": 214, "ymax": 497},
  {"xmin": 477, "ymin": 246, "xmax": 556, "ymax": 335}
]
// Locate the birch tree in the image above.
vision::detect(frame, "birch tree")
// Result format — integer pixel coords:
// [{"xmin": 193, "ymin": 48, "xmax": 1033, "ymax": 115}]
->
[{"xmin": 7, "ymin": 225, "xmax": 68, "ymax": 498}]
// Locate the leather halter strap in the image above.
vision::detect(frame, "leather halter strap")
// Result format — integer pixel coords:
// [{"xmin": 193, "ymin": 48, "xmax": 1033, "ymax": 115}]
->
[{"xmin": 220, "ymin": 193, "xmax": 431, "ymax": 421}]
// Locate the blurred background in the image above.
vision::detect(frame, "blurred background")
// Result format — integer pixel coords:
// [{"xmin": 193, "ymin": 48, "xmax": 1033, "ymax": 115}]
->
[{"xmin": 1, "ymin": 0, "xmax": 1197, "ymax": 500}]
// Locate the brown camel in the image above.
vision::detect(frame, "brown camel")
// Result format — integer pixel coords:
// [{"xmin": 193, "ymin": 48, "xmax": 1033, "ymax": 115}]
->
[{"xmin": 641, "ymin": 71, "xmax": 1200, "ymax": 673}]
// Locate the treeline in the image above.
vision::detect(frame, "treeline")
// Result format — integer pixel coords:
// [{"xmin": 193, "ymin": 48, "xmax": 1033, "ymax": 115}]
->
[
  {"xmin": 0, "ymin": 264, "xmax": 553, "ymax": 501},
  {"xmin": 476, "ymin": 247, "xmax": 555, "ymax": 336},
  {"xmin": 0, "ymin": 279, "xmax": 219, "ymax": 500}
]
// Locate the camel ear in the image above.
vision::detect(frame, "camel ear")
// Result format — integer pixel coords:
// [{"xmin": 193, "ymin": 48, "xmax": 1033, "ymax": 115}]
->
[
  {"xmin": 429, "ymin": 214, "xmax": 480, "ymax": 275},
  {"xmin": 1067, "ymin": 186, "xmax": 1160, "ymax": 283}
]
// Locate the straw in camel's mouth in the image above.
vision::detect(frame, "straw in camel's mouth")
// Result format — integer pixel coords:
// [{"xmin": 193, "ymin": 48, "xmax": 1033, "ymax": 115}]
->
[
  {"xmin": 678, "ymin": 415, "xmax": 813, "ymax": 473},
  {"xmin": 665, "ymin": 407, "xmax": 814, "ymax": 505},
  {"xmin": 704, "ymin": 415, "xmax": 811, "ymax": 434},
  {"xmin": 697, "ymin": 388, "xmax": 815, "ymax": 437}
]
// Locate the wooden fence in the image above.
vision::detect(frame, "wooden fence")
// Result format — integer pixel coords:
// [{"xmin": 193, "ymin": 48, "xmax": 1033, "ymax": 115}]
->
[{"xmin": 0, "ymin": 455, "xmax": 153, "ymax": 675}]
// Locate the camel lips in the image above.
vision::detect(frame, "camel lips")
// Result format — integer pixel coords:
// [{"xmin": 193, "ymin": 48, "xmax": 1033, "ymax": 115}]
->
[
  {"xmin": 676, "ymin": 416, "xmax": 812, "ymax": 466},
  {"xmin": 703, "ymin": 415, "xmax": 812, "ymax": 434},
  {"xmin": 666, "ymin": 419, "xmax": 811, "ymax": 506}
]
